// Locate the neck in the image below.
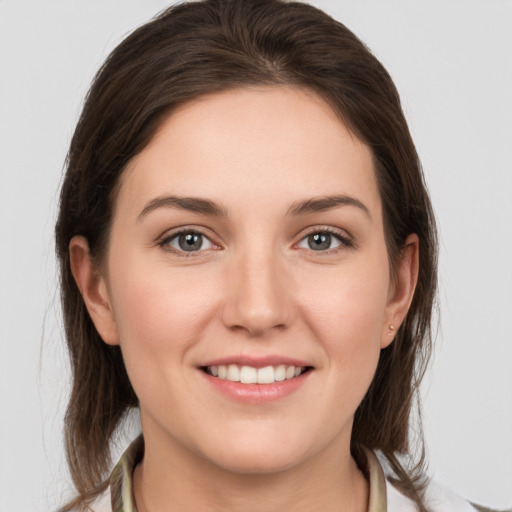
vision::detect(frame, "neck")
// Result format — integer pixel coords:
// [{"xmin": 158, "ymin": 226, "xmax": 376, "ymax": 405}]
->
[{"xmin": 133, "ymin": 426, "xmax": 369, "ymax": 512}]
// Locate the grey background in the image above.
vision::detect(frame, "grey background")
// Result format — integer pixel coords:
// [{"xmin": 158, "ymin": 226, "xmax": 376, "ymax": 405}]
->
[{"xmin": 1, "ymin": 1, "xmax": 511, "ymax": 510}]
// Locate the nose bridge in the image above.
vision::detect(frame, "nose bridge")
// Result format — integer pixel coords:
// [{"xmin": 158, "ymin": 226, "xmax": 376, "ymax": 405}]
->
[{"xmin": 222, "ymin": 238, "xmax": 289, "ymax": 336}]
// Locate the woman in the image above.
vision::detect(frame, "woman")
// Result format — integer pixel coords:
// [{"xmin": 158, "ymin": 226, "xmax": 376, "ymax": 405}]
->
[{"xmin": 55, "ymin": 1, "xmax": 496, "ymax": 511}]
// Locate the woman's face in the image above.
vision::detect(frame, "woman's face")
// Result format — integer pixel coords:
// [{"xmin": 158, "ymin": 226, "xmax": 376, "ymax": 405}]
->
[{"xmin": 74, "ymin": 86, "xmax": 417, "ymax": 474}]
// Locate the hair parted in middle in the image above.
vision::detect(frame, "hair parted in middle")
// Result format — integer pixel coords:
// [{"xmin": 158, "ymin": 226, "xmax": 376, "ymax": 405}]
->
[{"xmin": 56, "ymin": 1, "xmax": 437, "ymax": 510}]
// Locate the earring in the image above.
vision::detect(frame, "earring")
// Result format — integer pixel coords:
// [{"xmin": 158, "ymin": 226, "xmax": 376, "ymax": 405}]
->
[{"xmin": 387, "ymin": 324, "xmax": 395, "ymax": 336}]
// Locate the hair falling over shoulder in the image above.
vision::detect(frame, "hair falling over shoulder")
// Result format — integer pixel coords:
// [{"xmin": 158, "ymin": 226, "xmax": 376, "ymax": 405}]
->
[{"xmin": 56, "ymin": 1, "xmax": 438, "ymax": 510}]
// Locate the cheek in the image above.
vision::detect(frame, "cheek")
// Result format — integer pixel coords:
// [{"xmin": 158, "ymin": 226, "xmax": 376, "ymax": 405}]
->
[
  {"xmin": 315, "ymin": 288, "xmax": 386, "ymax": 381},
  {"xmin": 300, "ymin": 259, "xmax": 389, "ymax": 343},
  {"xmin": 107, "ymin": 259, "xmax": 225, "ymax": 417},
  {"xmin": 296, "ymin": 252, "xmax": 390, "ymax": 387},
  {"xmin": 108, "ymin": 257, "xmax": 220, "ymax": 363}
]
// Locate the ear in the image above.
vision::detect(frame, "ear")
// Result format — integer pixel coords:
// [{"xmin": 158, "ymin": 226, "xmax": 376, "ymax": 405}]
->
[
  {"xmin": 381, "ymin": 233, "xmax": 419, "ymax": 348},
  {"xmin": 69, "ymin": 236, "xmax": 120, "ymax": 346}
]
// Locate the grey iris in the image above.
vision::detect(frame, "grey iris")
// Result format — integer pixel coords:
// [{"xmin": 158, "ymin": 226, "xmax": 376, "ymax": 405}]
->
[
  {"xmin": 179, "ymin": 233, "xmax": 203, "ymax": 251},
  {"xmin": 308, "ymin": 233, "xmax": 331, "ymax": 250}
]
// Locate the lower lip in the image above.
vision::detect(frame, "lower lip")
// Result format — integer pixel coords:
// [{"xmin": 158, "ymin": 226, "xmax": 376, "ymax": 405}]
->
[{"xmin": 199, "ymin": 370, "xmax": 312, "ymax": 404}]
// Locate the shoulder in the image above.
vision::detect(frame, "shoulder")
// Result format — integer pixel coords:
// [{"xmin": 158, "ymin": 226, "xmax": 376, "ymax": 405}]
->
[{"xmin": 387, "ymin": 478, "xmax": 502, "ymax": 512}]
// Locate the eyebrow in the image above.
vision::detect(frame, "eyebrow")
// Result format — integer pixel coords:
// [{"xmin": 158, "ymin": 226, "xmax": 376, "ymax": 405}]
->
[
  {"xmin": 137, "ymin": 195, "xmax": 228, "ymax": 220},
  {"xmin": 287, "ymin": 195, "xmax": 371, "ymax": 219},
  {"xmin": 137, "ymin": 194, "xmax": 370, "ymax": 220}
]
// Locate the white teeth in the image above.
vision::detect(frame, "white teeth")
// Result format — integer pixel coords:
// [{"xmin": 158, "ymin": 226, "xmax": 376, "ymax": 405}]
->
[
  {"xmin": 227, "ymin": 364, "xmax": 240, "ymax": 382},
  {"xmin": 257, "ymin": 366, "xmax": 274, "ymax": 384},
  {"xmin": 207, "ymin": 364, "xmax": 306, "ymax": 384},
  {"xmin": 240, "ymin": 365, "xmax": 257, "ymax": 384},
  {"xmin": 274, "ymin": 365, "xmax": 286, "ymax": 381}
]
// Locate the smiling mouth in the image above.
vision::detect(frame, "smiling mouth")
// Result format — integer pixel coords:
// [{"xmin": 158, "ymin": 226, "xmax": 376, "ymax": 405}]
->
[{"xmin": 201, "ymin": 364, "xmax": 311, "ymax": 384}]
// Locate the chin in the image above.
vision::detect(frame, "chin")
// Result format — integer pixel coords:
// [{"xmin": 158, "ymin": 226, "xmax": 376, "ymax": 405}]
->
[
  {"xmin": 210, "ymin": 447, "xmax": 305, "ymax": 475},
  {"xmin": 194, "ymin": 427, "xmax": 315, "ymax": 476}
]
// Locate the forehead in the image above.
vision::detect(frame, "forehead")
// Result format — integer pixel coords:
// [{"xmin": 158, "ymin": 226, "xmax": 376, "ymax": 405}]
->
[{"xmin": 117, "ymin": 86, "xmax": 381, "ymax": 220}]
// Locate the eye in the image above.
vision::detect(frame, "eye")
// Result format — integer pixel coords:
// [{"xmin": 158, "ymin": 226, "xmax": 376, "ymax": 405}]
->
[
  {"xmin": 161, "ymin": 230, "xmax": 215, "ymax": 253},
  {"xmin": 297, "ymin": 230, "xmax": 352, "ymax": 251}
]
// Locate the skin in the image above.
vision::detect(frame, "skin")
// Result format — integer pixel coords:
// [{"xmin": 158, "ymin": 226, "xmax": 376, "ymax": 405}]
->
[{"xmin": 70, "ymin": 86, "xmax": 418, "ymax": 512}]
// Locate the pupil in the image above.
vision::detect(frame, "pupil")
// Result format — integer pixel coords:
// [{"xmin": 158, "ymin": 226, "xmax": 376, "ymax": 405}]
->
[
  {"xmin": 179, "ymin": 233, "xmax": 202, "ymax": 251},
  {"xmin": 308, "ymin": 233, "xmax": 331, "ymax": 251}
]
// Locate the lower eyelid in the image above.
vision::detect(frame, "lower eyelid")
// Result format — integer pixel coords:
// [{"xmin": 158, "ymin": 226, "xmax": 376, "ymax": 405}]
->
[
  {"xmin": 297, "ymin": 229, "xmax": 354, "ymax": 250},
  {"xmin": 159, "ymin": 230, "xmax": 217, "ymax": 253}
]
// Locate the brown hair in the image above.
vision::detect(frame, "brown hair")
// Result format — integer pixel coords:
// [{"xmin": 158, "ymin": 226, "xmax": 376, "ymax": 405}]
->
[{"xmin": 55, "ymin": 0, "xmax": 437, "ymax": 510}]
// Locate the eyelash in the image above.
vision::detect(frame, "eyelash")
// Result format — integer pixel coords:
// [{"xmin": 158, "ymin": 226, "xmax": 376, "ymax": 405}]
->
[
  {"xmin": 158, "ymin": 226, "xmax": 354, "ymax": 256},
  {"xmin": 158, "ymin": 228, "xmax": 216, "ymax": 257},
  {"xmin": 298, "ymin": 227, "xmax": 355, "ymax": 253}
]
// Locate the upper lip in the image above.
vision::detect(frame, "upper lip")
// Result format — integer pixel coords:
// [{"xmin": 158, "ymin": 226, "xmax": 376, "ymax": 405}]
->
[{"xmin": 200, "ymin": 355, "xmax": 312, "ymax": 369}]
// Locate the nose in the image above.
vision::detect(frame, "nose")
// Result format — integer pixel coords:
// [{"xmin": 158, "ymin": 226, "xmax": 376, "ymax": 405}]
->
[{"xmin": 221, "ymin": 248, "xmax": 291, "ymax": 337}]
